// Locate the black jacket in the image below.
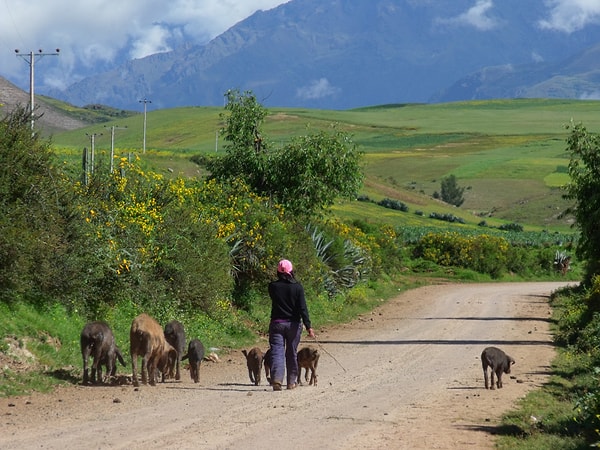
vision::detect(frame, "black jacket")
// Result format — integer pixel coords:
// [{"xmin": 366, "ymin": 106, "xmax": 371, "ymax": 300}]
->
[{"xmin": 268, "ymin": 277, "xmax": 312, "ymax": 330}]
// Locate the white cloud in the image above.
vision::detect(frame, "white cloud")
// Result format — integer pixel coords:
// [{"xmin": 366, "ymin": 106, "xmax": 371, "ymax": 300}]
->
[
  {"xmin": 531, "ymin": 51, "xmax": 544, "ymax": 63},
  {"xmin": 538, "ymin": 0, "xmax": 600, "ymax": 33},
  {"xmin": 580, "ymin": 90, "xmax": 600, "ymax": 100},
  {"xmin": 296, "ymin": 78, "xmax": 341, "ymax": 100},
  {"xmin": 81, "ymin": 43, "xmax": 118, "ymax": 67},
  {"xmin": 130, "ymin": 24, "xmax": 174, "ymax": 60},
  {"xmin": 436, "ymin": 0, "xmax": 499, "ymax": 31},
  {"xmin": 0, "ymin": 0, "xmax": 288, "ymax": 90}
]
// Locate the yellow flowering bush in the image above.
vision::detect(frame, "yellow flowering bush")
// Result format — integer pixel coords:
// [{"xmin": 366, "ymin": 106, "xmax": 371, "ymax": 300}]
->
[
  {"xmin": 81, "ymin": 161, "xmax": 167, "ymax": 275},
  {"xmin": 70, "ymin": 160, "xmax": 234, "ymax": 311},
  {"xmin": 194, "ymin": 177, "xmax": 290, "ymax": 288},
  {"xmin": 414, "ymin": 231, "xmax": 510, "ymax": 278}
]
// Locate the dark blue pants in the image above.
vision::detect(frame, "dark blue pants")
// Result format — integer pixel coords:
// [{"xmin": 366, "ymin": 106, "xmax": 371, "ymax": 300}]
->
[{"xmin": 268, "ymin": 320, "xmax": 303, "ymax": 386}]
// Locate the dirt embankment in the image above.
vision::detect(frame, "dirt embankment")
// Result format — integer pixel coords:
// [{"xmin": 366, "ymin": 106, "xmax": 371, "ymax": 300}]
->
[{"xmin": 0, "ymin": 282, "xmax": 570, "ymax": 449}]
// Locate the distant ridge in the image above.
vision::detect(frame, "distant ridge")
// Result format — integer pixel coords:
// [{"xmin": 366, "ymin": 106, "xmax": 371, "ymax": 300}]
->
[
  {"xmin": 46, "ymin": 0, "xmax": 600, "ymax": 110},
  {"xmin": 431, "ymin": 43, "xmax": 600, "ymax": 102},
  {"xmin": 0, "ymin": 76, "xmax": 85, "ymax": 133}
]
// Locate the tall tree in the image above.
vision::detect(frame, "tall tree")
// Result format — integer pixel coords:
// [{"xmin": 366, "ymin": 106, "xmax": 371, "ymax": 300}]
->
[
  {"xmin": 209, "ymin": 91, "xmax": 363, "ymax": 218},
  {"xmin": 208, "ymin": 89, "xmax": 269, "ymax": 192},
  {"xmin": 268, "ymin": 128, "xmax": 363, "ymax": 217},
  {"xmin": 440, "ymin": 174, "xmax": 465, "ymax": 207},
  {"xmin": 0, "ymin": 107, "xmax": 67, "ymax": 301},
  {"xmin": 563, "ymin": 121, "xmax": 600, "ymax": 283}
]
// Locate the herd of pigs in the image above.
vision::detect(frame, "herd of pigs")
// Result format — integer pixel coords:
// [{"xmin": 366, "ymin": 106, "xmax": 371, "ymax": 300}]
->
[
  {"xmin": 80, "ymin": 312, "xmax": 320, "ymax": 388},
  {"xmin": 81, "ymin": 312, "xmax": 515, "ymax": 390}
]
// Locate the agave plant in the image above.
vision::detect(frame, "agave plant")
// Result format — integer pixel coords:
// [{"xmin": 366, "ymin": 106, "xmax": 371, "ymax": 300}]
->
[
  {"xmin": 306, "ymin": 224, "xmax": 369, "ymax": 296},
  {"xmin": 554, "ymin": 250, "xmax": 571, "ymax": 275},
  {"xmin": 307, "ymin": 224, "xmax": 334, "ymax": 265}
]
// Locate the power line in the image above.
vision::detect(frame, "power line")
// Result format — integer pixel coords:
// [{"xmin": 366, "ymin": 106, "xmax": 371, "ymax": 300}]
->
[{"xmin": 2, "ymin": 0, "xmax": 25, "ymax": 49}]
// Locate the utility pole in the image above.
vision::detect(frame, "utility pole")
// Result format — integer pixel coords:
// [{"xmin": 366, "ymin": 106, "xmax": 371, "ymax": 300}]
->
[
  {"xmin": 104, "ymin": 125, "xmax": 127, "ymax": 173},
  {"xmin": 85, "ymin": 132, "xmax": 102, "ymax": 175},
  {"xmin": 15, "ymin": 48, "xmax": 60, "ymax": 133},
  {"xmin": 139, "ymin": 98, "xmax": 151, "ymax": 153}
]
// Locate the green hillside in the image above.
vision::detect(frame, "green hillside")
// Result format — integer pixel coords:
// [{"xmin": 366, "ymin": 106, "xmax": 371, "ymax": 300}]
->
[{"xmin": 50, "ymin": 98, "xmax": 600, "ymax": 231}]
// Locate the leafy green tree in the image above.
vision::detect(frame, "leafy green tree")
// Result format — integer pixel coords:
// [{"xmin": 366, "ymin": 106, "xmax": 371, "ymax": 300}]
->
[
  {"xmin": 208, "ymin": 89, "xmax": 269, "ymax": 192},
  {"xmin": 440, "ymin": 174, "xmax": 465, "ymax": 207},
  {"xmin": 0, "ymin": 106, "xmax": 69, "ymax": 302},
  {"xmin": 268, "ymin": 128, "xmax": 363, "ymax": 217},
  {"xmin": 209, "ymin": 90, "xmax": 364, "ymax": 218},
  {"xmin": 563, "ymin": 121, "xmax": 600, "ymax": 283}
]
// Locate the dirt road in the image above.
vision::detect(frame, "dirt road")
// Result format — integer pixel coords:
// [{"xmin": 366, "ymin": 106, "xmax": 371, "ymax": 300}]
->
[{"xmin": 0, "ymin": 282, "xmax": 571, "ymax": 449}]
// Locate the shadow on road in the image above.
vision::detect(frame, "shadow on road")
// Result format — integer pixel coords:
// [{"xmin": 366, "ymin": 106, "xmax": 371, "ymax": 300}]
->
[
  {"xmin": 455, "ymin": 423, "xmax": 526, "ymax": 437},
  {"xmin": 318, "ymin": 339, "xmax": 551, "ymax": 346},
  {"xmin": 411, "ymin": 316, "xmax": 552, "ymax": 322}
]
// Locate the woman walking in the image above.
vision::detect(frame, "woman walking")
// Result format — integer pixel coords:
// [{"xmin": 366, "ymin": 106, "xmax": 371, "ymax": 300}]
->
[{"xmin": 268, "ymin": 259, "xmax": 315, "ymax": 391}]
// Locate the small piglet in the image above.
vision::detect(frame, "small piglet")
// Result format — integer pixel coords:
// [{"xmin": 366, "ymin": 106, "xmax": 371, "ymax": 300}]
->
[
  {"xmin": 263, "ymin": 348, "xmax": 272, "ymax": 385},
  {"xmin": 481, "ymin": 346, "xmax": 515, "ymax": 390},
  {"xmin": 297, "ymin": 346, "xmax": 320, "ymax": 386},
  {"xmin": 242, "ymin": 347, "xmax": 264, "ymax": 386},
  {"xmin": 164, "ymin": 320, "xmax": 186, "ymax": 381},
  {"xmin": 182, "ymin": 339, "xmax": 205, "ymax": 383}
]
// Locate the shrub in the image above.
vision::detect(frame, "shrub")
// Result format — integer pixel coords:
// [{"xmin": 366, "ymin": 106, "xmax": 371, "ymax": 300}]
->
[
  {"xmin": 574, "ymin": 375, "xmax": 600, "ymax": 445},
  {"xmin": 377, "ymin": 198, "xmax": 408, "ymax": 212},
  {"xmin": 428, "ymin": 212, "xmax": 465, "ymax": 224},
  {"xmin": 498, "ymin": 222, "xmax": 524, "ymax": 232},
  {"xmin": 551, "ymin": 285, "xmax": 591, "ymax": 347},
  {"xmin": 413, "ymin": 231, "xmax": 509, "ymax": 278}
]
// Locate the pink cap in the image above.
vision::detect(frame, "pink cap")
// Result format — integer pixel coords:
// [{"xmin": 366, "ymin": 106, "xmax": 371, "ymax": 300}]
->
[{"xmin": 277, "ymin": 259, "xmax": 293, "ymax": 274}]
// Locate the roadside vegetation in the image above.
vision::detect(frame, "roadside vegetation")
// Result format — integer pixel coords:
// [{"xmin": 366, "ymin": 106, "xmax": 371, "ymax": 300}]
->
[
  {"xmin": 496, "ymin": 122, "xmax": 600, "ymax": 449},
  {"xmin": 2, "ymin": 96, "xmax": 600, "ymax": 446}
]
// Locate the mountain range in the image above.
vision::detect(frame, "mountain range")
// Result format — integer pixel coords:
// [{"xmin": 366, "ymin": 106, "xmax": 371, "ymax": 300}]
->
[{"xmin": 22, "ymin": 0, "xmax": 600, "ymax": 109}]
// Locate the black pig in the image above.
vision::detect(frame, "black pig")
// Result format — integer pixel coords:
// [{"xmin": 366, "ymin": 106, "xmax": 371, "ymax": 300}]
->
[
  {"xmin": 164, "ymin": 320, "xmax": 186, "ymax": 381},
  {"xmin": 80, "ymin": 321, "xmax": 126, "ymax": 385},
  {"xmin": 481, "ymin": 346, "xmax": 515, "ymax": 389},
  {"xmin": 182, "ymin": 339, "xmax": 205, "ymax": 383}
]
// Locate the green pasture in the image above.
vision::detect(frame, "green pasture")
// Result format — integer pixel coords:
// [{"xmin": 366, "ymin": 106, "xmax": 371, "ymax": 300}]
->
[
  {"xmin": 50, "ymin": 98, "xmax": 600, "ymax": 230},
  {"xmin": 52, "ymin": 106, "xmax": 222, "ymax": 154}
]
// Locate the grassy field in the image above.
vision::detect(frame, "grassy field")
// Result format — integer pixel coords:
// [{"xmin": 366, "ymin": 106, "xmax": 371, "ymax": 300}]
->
[{"xmin": 50, "ymin": 98, "xmax": 599, "ymax": 231}]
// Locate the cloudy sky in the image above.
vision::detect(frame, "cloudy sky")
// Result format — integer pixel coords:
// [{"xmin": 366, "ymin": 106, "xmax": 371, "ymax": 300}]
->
[
  {"xmin": 0, "ymin": 0, "xmax": 289, "ymax": 90},
  {"xmin": 1, "ymin": 0, "xmax": 599, "ymax": 93}
]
